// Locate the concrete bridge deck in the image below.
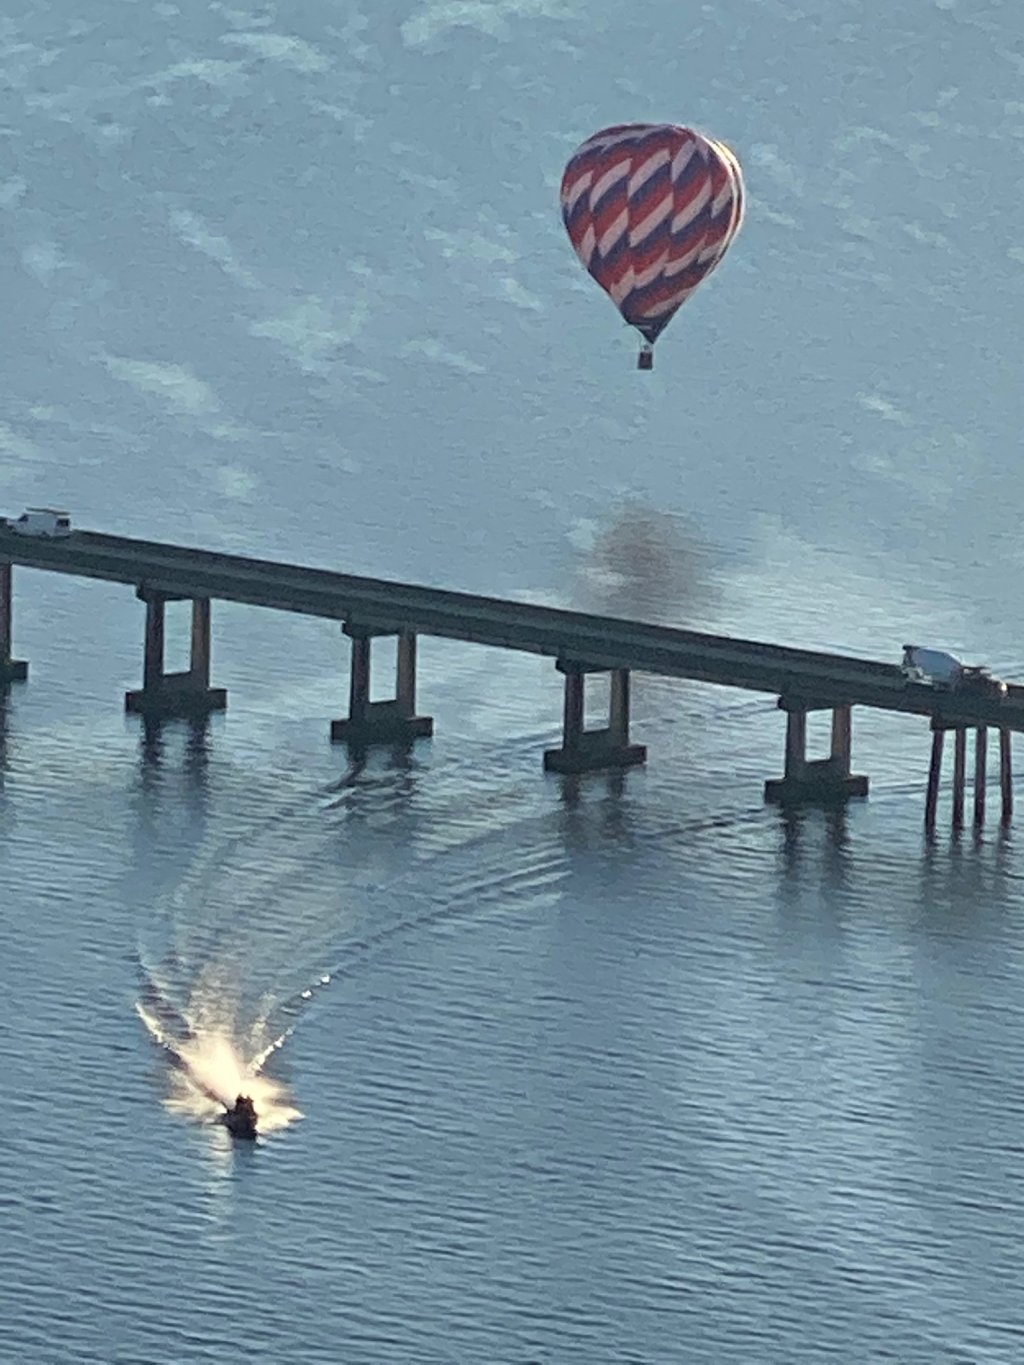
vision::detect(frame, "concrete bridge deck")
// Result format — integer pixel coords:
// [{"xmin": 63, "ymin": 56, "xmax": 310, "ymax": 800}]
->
[
  {"xmin": 0, "ymin": 523, "xmax": 1016, "ymax": 828},
  {"xmin": 0, "ymin": 524, "xmax": 1018, "ymax": 728}
]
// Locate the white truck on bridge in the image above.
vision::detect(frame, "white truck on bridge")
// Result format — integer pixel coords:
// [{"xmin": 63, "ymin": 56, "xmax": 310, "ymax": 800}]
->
[
  {"xmin": 901, "ymin": 644, "xmax": 1007, "ymax": 699},
  {"xmin": 5, "ymin": 508, "xmax": 73, "ymax": 538}
]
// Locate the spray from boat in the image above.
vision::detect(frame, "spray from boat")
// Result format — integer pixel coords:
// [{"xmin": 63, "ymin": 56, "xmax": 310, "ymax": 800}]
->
[{"xmin": 136, "ymin": 965, "xmax": 304, "ymax": 1136}]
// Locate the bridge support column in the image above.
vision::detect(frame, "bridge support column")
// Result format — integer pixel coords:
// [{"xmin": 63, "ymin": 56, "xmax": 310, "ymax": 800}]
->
[
  {"xmin": 974, "ymin": 726, "xmax": 987, "ymax": 828},
  {"xmin": 924, "ymin": 726, "xmax": 945, "ymax": 831},
  {"xmin": 543, "ymin": 660, "xmax": 646, "ymax": 774},
  {"xmin": 924, "ymin": 721, "xmax": 1009, "ymax": 831},
  {"xmin": 764, "ymin": 700, "xmax": 868, "ymax": 805},
  {"xmin": 952, "ymin": 727, "xmax": 967, "ymax": 830},
  {"xmin": 330, "ymin": 625, "xmax": 433, "ymax": 746},
  {"xmin": 1000, "ymin": 728, "xmax": 1013, "ymax": 826},
  {"xmin": 0, "ymin": 561, "xmax": 27, "ymax": 684},
  {"xmin": 125, "ymin": 590, "xmax": 227, "ymax": 719}
]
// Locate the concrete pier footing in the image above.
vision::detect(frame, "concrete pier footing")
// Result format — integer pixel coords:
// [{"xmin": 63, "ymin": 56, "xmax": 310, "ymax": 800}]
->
[
  {"xmin": 125, "ymin": 591, "xmax": 227, "ymax": 719},
  {"xmin": 330, "ymin": 626, "xmax": 433, "ymax": 746},
  {"xmin": 0, "ymin": 561, "xmax": 27, "ymax": 683},
  {"xmin": 543, "ymin": 661, "xmax": 646, "ymax": 774},
  {"xmin": 764, "ymin": 701, "xmax": 869, "ymax": 805}
]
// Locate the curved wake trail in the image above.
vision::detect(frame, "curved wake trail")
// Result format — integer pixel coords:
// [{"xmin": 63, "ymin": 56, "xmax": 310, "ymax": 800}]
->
[{"xmin": 134, "ymin": 746, "xmax": 660, "ymax": 1135}]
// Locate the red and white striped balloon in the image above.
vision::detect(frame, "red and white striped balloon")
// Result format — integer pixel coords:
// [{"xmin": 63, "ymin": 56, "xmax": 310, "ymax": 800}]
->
[{"xmin": 560, "ymin": 123, "xmax": 744, "ymax": 367}]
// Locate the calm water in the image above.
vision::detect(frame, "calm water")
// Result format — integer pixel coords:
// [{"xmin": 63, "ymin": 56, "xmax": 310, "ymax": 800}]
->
[{"xmin": 4, "ymin": 2, "xmax": 1024, "ymax": 1362}]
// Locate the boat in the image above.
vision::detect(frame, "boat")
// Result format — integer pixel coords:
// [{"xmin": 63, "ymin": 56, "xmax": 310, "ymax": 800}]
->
[{"xmin": 220, "ymin": 1094, "xmax": 258, "ymax": 1140}]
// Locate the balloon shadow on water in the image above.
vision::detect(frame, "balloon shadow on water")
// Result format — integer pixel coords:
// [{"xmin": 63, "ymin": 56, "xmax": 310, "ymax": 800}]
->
[{"xmin": 568, "ymin": 499, "xmax": 722, "ymax": 627}]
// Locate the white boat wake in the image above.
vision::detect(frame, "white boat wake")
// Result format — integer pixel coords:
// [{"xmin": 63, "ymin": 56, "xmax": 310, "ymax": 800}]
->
[
  {"xmin": 136, "ymin": 964, "xmax": 304, "ymax": 1135},
  {"xmin": 133, "ymin": 757, "xmax": 578, "ymax": 1139}
]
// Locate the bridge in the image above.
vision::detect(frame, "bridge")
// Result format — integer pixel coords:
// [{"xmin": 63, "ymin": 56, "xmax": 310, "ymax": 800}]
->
[{"xmin": 0, "ymin": 523, "xmax": 1016, "ymax": 830}]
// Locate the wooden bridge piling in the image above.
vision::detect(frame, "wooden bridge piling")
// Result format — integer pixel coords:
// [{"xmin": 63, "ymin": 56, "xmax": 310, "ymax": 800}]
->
[
  {"xmin": 125, "ymin": 589, "xmax": 227, "ymax": 719},
  {"xmin": 925, "ymin": 726, "xmax": 945, "ymax": 831},
  {"xmin": 925, "ymin": 722, "xmax": 1012, "ymax": 831},
  {"xmin": 330, "ymin": 625, "xmax": 433, "ymax": 746},
  {"xmin": 952, "ymin": 727, "xmax": 967, "ymax": 830},
  {"xmin": 974, "ymin": 726, "xmax": 987, "ymax": 828},
  {"xmin": 1001, "ymin": 729, "xmax": 1013, "ymax": 825},
  {"xmin": 0, "ymin": 562, "xmax": 27, "ymax": 684}
]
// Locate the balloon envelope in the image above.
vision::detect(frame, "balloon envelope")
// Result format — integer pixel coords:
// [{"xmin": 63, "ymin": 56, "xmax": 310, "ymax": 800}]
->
[{"xmin": 560, "ymin": 123, "xmax": 745, "ymax": 348}]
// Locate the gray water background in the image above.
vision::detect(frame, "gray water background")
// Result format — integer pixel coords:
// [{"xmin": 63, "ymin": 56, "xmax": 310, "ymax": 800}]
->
[{"xmin": 3, "ymin": 2, "xmax": 1024, "ymax": 1361}]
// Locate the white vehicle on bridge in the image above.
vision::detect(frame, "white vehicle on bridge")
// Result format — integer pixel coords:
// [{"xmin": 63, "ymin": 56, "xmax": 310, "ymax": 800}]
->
[
  {"xmin": 8, "ymin": 508, "xmax": 73, "ymax": 538},
  {"xmin": 901, "ymin": 644, "xmax": 1007, "ymax": 699}
]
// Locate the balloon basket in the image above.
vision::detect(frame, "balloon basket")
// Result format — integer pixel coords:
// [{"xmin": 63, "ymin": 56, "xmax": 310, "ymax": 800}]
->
[{"xmin": 637, "ymin": 345, "xmax": 653, "ymax": 371}]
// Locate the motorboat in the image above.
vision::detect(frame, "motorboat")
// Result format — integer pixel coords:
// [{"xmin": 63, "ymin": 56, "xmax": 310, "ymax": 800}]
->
[{"xmin": 220, "ymin": 1094, "xmax": 258, "ymax": 1140}]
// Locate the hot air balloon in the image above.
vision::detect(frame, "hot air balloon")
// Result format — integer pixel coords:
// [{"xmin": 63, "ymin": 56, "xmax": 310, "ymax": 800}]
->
[{"xmin": 560, "ymin": 123, "xmax": 745, "ymax": 369}]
